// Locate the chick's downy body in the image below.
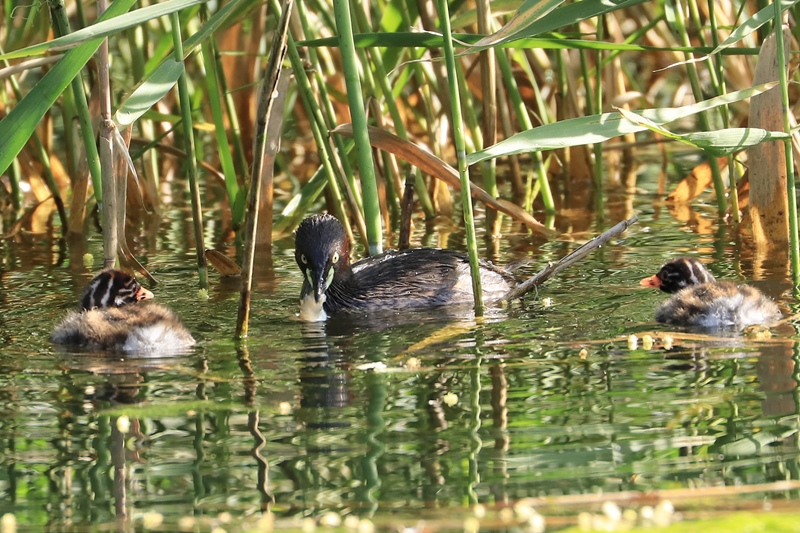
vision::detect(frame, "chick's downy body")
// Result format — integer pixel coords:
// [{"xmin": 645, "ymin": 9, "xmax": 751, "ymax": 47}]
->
[
  {"xmin": 640, "ymin": 257, "xmax": 781, "ymax": 328},
  {"xmin": 51, "ymin": 269, "xmax": 195, "ymax": 354}
]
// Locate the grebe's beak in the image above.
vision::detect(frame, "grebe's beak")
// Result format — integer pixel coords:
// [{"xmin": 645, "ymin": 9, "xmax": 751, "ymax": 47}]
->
[
  {"xmin": 313, "ymin": 267, "xmax": 329, "ymax": 303},
  {"xmin": 301, "ymin": 266, "xmax": 333, "ymax": 303},
  {"xmin": 639, "ymin": 275, "xmax": 661, "ymax": 289}
]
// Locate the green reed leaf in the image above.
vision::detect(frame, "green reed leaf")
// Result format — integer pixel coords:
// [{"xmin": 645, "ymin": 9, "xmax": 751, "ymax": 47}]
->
[
  {"xmin": 115, "ymin": 60, "xmax": 185, "ymax": 127},
  {"xmin": 467, "ymin": 82, "xmax": 779, "ymax": 165},
  {"xmin": 465, "ymin": 0, "xmax": 648, "ymax": 53},
  {"xmin": 0, "ymin": 0, "xmax": 209, "ymax": 61},
  {"xmin": 0, "ymin": 0, "xmax": 137, "ymax": 177}
]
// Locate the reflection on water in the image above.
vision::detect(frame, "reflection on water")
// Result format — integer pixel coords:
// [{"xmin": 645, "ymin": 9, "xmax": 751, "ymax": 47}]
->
[{"xmin": 0, "ymin": 204, "xmax": 798, "ymax": 530}]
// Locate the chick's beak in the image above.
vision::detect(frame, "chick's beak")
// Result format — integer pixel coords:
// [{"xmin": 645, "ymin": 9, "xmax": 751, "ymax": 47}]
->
[
  {"xmin": 639, "ymin": 275, "xmax": 661, "ymax": 289},
  {"xmin": 137, "ymin": 286, "xmax": 155, "ymax": 301}
]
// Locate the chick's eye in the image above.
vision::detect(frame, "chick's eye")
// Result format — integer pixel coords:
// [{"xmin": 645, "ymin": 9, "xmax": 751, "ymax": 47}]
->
[
  {"xmin": 301, "ymin": 254, "xmax": 308, "ymax": 264},
  {"xmin": 332, "ymin": 252, "xmax": 340, "ymax": 264}
]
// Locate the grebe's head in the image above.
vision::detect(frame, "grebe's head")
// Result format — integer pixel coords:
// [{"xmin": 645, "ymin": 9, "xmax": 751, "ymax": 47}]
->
[{"xmin": 295, "ymin": 214, "xmax": 350, "ymax": 303}]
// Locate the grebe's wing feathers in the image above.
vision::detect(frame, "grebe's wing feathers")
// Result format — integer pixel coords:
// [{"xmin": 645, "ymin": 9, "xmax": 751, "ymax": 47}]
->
[{"xmin": 331, "ymin": 248, "xmax": 512, "ymax": 309}]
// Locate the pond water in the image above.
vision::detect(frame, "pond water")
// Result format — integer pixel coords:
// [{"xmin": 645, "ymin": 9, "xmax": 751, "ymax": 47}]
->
[{"xmin": 0, "ymin": 176, "xmax": 798, "ymax": 531}]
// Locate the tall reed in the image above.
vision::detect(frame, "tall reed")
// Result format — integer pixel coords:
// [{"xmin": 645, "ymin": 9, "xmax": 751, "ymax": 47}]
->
[{"xmin": 438, "ymin": 0, "xmax": 483, "ymax": 314}]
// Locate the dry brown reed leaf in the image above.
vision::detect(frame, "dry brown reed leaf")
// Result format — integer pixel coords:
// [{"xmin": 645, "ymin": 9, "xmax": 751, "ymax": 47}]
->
[
  {"xmin": 205, "ymin": 249, "xmax": 242, "ymax": 276},
  {"xmin": 218, "ymin": 14, "xmax": 263, "ymax": 163},
  {"xmin": 3, "ymin": 197, "xmax": 56, "ymax": 238},
  {"xmin": 665, "ymin": 157, "xmax": 728, "ymax": 203},
  {"xmin": 332, "ymin": 123, "xmax": 558, "ymax": 237}
]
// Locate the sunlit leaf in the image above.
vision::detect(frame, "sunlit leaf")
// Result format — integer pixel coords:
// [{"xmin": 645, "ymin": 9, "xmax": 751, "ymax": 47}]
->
[
  {"xmin": 703, "ymin": 0, "xmax": 797, "ymax": 60},
  {"xmin": 467, "ymin": 82, "xmax": 779, "ymax": 165},
  {"xmin": 465, "ymin": 0, "xmax": 648, "ymax": 53},
  {"xmin": 617, "ymin": 107, "xmax": 788, "ymax": 156},
  {"xmin": 469, "ymin": 0, "xmax": 564, "ymax": 49},
  {"xmin": 115, "ymin": 60, "xmax": 185, "ymax": 127},
  {"xmin": 684, "ymin": 129, "xmax": 789, "ymax": 157},
  {"xmin": 0, "ymin": 0, "xmax": 209, "ymax": 61},
  {"xmin": 0, "ymin": 0, "xmax": 137, "ymax": 177}
]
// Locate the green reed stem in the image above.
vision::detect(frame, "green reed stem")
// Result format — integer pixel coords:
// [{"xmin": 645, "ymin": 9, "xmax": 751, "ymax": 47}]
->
[
  {"xmin": 388, "ymin": 0, "xmax": 436, "ymax": 217},
  {"xmin": 673, "ymin": 0, "xmax": 727, "ymax": 214},
  {"xmin": 773, "ymin": 12, "xmax": 800, "ymax": 283},
  {"xmin": 593, "ymin": 19, "xmax": 604, "ymax": 211},
  {"xmin": 49, "ymin": 0, "xmax": 102, "ymax": 206},
  {"xmin": 332, "ymin": 0, "xmax": 382, "ymax": 254},
  {"xmin": 297, "ymin": 0, "xmax": 360, "ymax": 211},
  {"xmin": 456, "ymin": 61, "xmax": 480, "ymax": 154},
  {"xmin": 706, "ymin": 0, "xmax": 739, "ymax": 222},
  {"xmin": 171, "ymin": 12, "xmax": 207, "ymax": 288},
  {"xmin": 438, "ymin": 0, "xmax": 483, "ymax": 315},
  {"xmin": 352, "ymin": 5, "xmax": 410, "ymax": 211},
  {"xmin": 214, "ymin": 50, "xmax": 249, "ymax": 182},
  {"xmin": 127, "ymin": 20, "xmax": 161, "ymax": 201},
  {"xmin": 477, "ymin": 0, "xmax": 498, "ymax": 234},
  {"xmin": 201, "ymin": 34, "xmax": 245, "ymax": 229},
  {"xmin": 8, "ymin": 160, "xmax": 21, "ymax": 211},
  {"xmin": 277, "ymin": 3, "xmax": 350, "ymax": 236},
  {"xmin": 278, "ymin": 0, "xmax": 354, "ymax": 237},
  {"xmin": 496, "ymin": 50, "xmax": 554, "ymax": 213}
]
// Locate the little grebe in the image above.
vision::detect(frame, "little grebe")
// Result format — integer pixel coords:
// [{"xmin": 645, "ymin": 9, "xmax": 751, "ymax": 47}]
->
[
  {"xmin": 639, "ymin": 257, "xmax": 781, "ymax": 328},
  {"xmin": 51, "ymin": 269, "xmax": 196, "ymax": 353},
  {"xmin": 295, "ymin": 214, "xmax": 517, "ymax": 321}
]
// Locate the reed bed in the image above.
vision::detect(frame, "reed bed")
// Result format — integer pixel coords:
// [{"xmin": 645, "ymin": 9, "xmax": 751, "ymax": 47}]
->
[{"xmin": 0, "ymin": 0, "xmax": 797, "ymax": 308}]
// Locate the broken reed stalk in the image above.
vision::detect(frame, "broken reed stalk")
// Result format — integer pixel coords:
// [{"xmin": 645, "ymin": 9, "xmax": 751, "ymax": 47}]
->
[
  {"xmin": 502, "ymin": 215, "xmax": 639, "ymax": 301},
  {"xmin": 772, "ymin": 20, "xmax": 800, "ymax": 284},
  {"xmin": 236, "ymin": 0, "xmax": 294, "ymax": 338},
  {"xmin": 255, "ymin": 68, "xmax": 291, "ymax": 246},
  {"xmin": 97, "ymin": 0, "xmax": 118, "ymax": 268},
  {"xmin": 398, "ymin": 172, "xmax": 414, "ymax": 250}
]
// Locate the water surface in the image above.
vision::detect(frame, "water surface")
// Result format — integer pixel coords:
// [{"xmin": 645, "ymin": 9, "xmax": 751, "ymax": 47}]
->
[{"xmin": 0, "ymin": 192, "xmax": 798, "ymax": 531}]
